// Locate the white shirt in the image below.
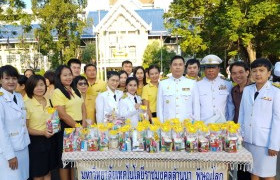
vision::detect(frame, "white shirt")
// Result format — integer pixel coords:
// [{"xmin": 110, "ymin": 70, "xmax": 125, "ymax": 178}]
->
[
  {"xmin": 157, "ymin": 75, "xmax": 200, "ymax": 122},
  {"xmin": 196, "ymin": 76, "xmax": 234, "ymax": 124},
  {"xmin": 96, "ymin": 87, "xmax": 123, "ymax": 124},
  {"xmin": 118, "ymin": 92, "xmax": 141, "ymax": 127}
]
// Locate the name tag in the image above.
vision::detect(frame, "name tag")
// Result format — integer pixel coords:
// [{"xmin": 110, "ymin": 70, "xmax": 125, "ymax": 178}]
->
[
  {"xmin": 9, "ymin": 132, "xmax": 19, "ymax": 137},
  {"xmin": 182, "ymin": 88, "xmax": 190, "ymax": 91},
  {"xmin": 261, "ymin": 97, "xmax": 272, "ymax": 101}
]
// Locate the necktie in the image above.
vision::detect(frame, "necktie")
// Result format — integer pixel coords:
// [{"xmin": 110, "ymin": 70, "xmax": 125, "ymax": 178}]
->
[
  {"xmin": 13, "ymin": 95, "xmax": 17, "ymax": 104},
  {"xmin": 134, "ymin": 97, "xmax": 137, "ymax": 104},
  {"xmin": 113, "ymin": 94, "xmax": 116, "ymax": 101},
  {"xmin": 254, "ymin": 92, "xmax": 259, "ymax": 100}
]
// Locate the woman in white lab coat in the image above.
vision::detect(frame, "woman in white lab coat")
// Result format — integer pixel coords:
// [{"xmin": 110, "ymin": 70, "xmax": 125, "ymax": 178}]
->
[
  {"xmin": 118, "ymin": 77, "xmax": 142, "ymax": 127},
  {"xmin": 0, "ymin": 65, "xmax": 30, "ymax": 180}
]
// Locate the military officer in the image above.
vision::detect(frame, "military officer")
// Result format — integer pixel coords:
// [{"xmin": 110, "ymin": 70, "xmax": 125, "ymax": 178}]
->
[
  {"xmin": 196, "ymin": 54, "xmax": 234, "ymax": 124},
  {"xmin": 0, "ymin": 65, "xmax": 30, "ymax": 180},
  {"xmin": 239, "ymin": 58, "xmax": 280, "ymax": 179},
  {"xmin": 157, "ymin": 55, "xmax": 200, "ymax": 122}
]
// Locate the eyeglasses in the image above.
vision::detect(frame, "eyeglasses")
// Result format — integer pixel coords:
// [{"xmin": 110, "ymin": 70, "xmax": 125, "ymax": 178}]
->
[{"xmin": 78, "ymin": 82, "xmax": 88, "ymax": 86}]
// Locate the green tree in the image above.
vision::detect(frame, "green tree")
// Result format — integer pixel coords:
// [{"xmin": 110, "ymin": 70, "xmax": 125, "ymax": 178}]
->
[
  {"xmin": 81, "ymin": 43, "xmax": 96, "ymax": 64},
  {"xmin": 32, "ymin": 0, "xmax": 87, "ymax": 67},
  {"xmin": 165, "ymin": 0, "xmax": 280, "ymax": 63},
  {"xmin": 0, "ymin": 0, "xmax": 32, "ymax": 34},
  {"xmin": 143, "ymin": 41, "xmax": 176, "ymax": 75}
]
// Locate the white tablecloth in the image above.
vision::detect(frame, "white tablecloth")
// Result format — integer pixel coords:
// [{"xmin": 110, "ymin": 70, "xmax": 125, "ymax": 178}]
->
[{"xmin": 62, "ymin": 148, "xmax": 253, "ymax": 171}]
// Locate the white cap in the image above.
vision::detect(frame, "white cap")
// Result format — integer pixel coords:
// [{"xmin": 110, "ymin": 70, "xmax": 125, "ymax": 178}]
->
[
  {"xmin": 201, "ymin": 54, "xmax": 223, "ymax": 67},
  {"xmin": 274, "ymin": 62, "xmax": 280, "ymax": 77}
]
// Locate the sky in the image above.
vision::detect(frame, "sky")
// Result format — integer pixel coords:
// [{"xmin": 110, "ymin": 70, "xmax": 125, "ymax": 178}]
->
[{"xmin": 23, "ymin": 0, "xmax": 31, "ymax": 9}]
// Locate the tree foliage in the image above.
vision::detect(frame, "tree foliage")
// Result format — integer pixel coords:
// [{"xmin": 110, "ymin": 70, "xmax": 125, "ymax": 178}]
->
[
  {"xmin": 32, "ymin": 0, "xmax": 87, "ymax": 67},
  {"xmin": 143, "ymin": 41, "xmax": 176, "ymax": 75},
  {"xmin": 165, "ymin": 0, "xmax": 280, "ymax": 63},
  {"xmin": 81, "ymin": 43, "xmax": 96, "ymax": 64}
]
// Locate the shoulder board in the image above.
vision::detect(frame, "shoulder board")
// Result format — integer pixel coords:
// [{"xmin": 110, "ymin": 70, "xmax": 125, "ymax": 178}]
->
[
  {"xmin": 121, "ymin": 93, "xmax": 128, "ymax": 99},
  {"xmin": 272, "ymin": 83, "xmax": 280, "ymax": 89},
  {"xmin": 0, "ymin": 92, "xmax": 3, "ymax": 96},
  {"xmin": 220, "ymin": 76, "xmax": 231, "ymax": 82},
  {"xmin": 246, "ymin": 82, "xmax": 255, "ymax": 86},
  {"xmin": 160, "ymin": 77, "xmax": 168, "ymax": 81}
]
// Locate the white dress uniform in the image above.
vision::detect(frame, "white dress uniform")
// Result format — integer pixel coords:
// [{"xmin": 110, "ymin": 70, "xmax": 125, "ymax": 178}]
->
[
  {"xmin": 197, "ymin": 76, "xmax": 234, "ymax": 123},
  {"xmin": 197, "ymin": 54, "xmax": 234, "ymax": 124},
  {"xmin": 239, "ymin": 81, "xmax": 280, "ymax": 177},
  {"xmin": 118, "ymin": 93, "xmax": 141, "ymax": 127},
  {"xmin": 157, "ymin": 75, "xmax": 200, "ymax": 122},
  {"xmin": 96, "ymin": 87, "xmax": 123, "ymax": 124},
  {"xmin": 0, "ymin": 88, "xmax": 30, "ymax": 180}
]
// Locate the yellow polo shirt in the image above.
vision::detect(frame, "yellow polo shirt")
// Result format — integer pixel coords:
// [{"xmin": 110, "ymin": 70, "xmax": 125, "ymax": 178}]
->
[
  {"xmin": 25, "ymin": 97, "xmax": 51, "ymax": 131},
  {"xmin": 51, "ymin": 89, "xmax": 83, "ymax": 121},
  {"xmin": 86, "ymin": 79, "xmax": 107, "ymax": 123},
  {"xmin": 142, "ymin": 82, "xmax": 158, "ymax": 113}
]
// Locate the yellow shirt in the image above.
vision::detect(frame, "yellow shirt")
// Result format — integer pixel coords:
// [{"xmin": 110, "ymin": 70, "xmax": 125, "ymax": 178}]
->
[
  {"xmin": 136, "ymin": 86, "xmax": 144, "ymax": 96},
  {"xmin": 25, "ymin": 97, "xmax": 51, "ymax": 131},
  {"xmin": 141, "ymin": 82, "xmax": 158, "ymax": 113},
  {"xmin": 86, "ymin": 79, "xmax": 107, "ymax": 123},
  {"xmin": 51, "ymin": 89, "xmax": 83, "ymax": 121},
  {"xmin": 23, "ymin": 94, "xmax": 29, "ymax": 101}
]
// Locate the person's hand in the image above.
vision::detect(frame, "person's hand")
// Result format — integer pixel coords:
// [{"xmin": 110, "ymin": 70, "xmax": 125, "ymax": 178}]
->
[
  {"xmin": 8, "ymin": 157, "xmax": 18, "ymax": 170},
  {"xmin": 268, "ymin": 149, "xmax": 278, "ymax": 156},
  {"xmin": 135, "ymin": 103, "xmax": 140, "ymax": 109},
  {"xmin": 44, "ymin": 129, "xmax": 53, "ymax": 138}
]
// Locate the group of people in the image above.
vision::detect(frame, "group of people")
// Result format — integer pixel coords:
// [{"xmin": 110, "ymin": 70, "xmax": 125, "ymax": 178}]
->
[{"xmin": 0, "ymin": 55, "xmax": 280, "ymax": 180}]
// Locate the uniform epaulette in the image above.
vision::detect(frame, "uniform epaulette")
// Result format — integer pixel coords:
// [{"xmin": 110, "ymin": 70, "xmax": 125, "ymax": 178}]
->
[
  {"xmin": 121, "ymin": 93, "xmax": 128, "ymax": 99},
  {"xmin": 246, "ymin": 82, "xmax": 255, "ymax": 86},
  {"xmin": 0, "ymin": 92, "xmax": 3, "ymax": 96},
  {"xmin": 220, "ymin": 76, "xmax": 231, "ymax": 81},
  {"xmin": 272, "ymin": 83, "xmax": 280, "ymax": 89},
  {"xmin": 160, "ymin": 77, "xmax": 168, "ymax": 81}
]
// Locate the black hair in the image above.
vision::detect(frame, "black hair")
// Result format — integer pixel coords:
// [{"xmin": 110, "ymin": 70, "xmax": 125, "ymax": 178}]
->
[
  {"xmin": 0, "ymin": 65, "xmax": 19, "ymax": 79},
  {"xmin": 186, "ymin": 59, "xmax": 200, "ymax": 68},
  {"xmin": 171, "ymin": 55, "xmax": 185, "ymax": 64},
  {"xmin": 25, "ymin": 75, "xmax": 47, "ymax": 99},
  {"xmin": 72, "ymin": 76, "xmax": 89, "ymax": 90},
  {"xmin": 148, "ymin": 65, "xmax": 160, "ymax": 75},
  {"xmin": 133, "ymin": 66, "xmax": 147, "ymax": 85},
  {"xmin": 273, "ymin": 74, "xmax": 280, "ymax": 82},
  {"xmin": 251, "ymin": 58, "xmax": 272, "ymax": 71},
  {"xmin": 119, "ymin": 70, "xmax": 128, "ymax": 77},
  {"xmin": 54, "ymin": 65, "xmax": 81, "ymax": 99},
  {"xmin": 44, "ymin": 70, "xmax": 55, "ymax": 85},
  {"xmin": 67, "ymin": 58, "xmax": 81, "ymax": 67},
  {"xmin": 229, "ymin": 61, "xmax": 249, "ymax": 73},
  {"xmin": 107, "ymin": 71, "xmax": 120, "ymax": 80},
  {"xmin": 84, "ymin": 63, "xmax": 96, "ymax": 72},
  {"xmin": 126, "ymin": 77, "xmax": 139, "ymax": 86},
  {"xmin": 122, "ymin": 60, "xmax": 132, "ymax": 67},
  {"xmin": 24, "ymin": 69, "xmax": 35, "ymax": 77},
  {"xmin": 18, "ymin": 75, "xmax": 28, "ymax": 85}
]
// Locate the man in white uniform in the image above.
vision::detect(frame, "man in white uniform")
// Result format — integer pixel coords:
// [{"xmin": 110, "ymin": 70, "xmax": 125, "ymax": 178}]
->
[
  {"xmin": 157, "ymin": 55, "xmax": 200, "ymax": 122},
  {"xmin": 196, "ymin": 54, "xmax": 234, "ymax": 124}
]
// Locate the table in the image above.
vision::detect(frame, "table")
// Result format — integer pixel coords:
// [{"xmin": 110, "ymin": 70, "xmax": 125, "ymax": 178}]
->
[{"xmin": 62, "ymin": 148, "xmax": 253, "ymax": 180}]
